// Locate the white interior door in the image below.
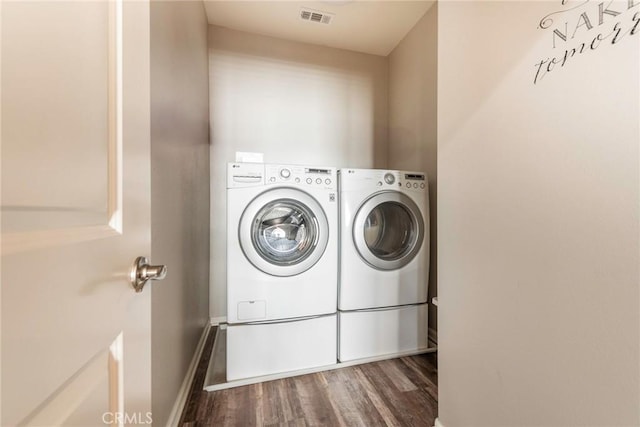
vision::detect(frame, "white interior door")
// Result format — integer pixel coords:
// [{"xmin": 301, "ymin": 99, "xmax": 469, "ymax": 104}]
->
[{"xmin": 2, "ymin": 1, "xmax": 153, "ymax": 425}]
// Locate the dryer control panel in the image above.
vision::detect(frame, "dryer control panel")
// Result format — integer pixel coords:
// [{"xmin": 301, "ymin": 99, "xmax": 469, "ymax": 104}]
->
[
  {"xmin": 340, "ymin": 168, "xmax": 428, "ymax": 193},
  {"xmin": 265, "ymin": 164, "xmax": 337, "ymax": 190}
]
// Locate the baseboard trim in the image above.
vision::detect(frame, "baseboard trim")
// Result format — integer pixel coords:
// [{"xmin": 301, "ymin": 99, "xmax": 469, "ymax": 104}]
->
[
  {"xmin": 166, "ymin": 321, "xmax": 211, "ymax": 427},
  {"xmin": 209, "ymin": 316, "xmax": 226, "ymax": 326},
  {"xmin": 434, "ymin": 417, "xmax": 445, "ymax": 427}
]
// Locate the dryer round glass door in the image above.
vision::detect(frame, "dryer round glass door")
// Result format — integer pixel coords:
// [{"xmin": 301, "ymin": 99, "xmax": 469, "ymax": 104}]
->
[
  {"xmin": 239, "ymin": 188, "xmax": 329, "ymax": 277},
  {"xmin": 353, "ymin": 191, "xmax": 424, "ymax": 270}
]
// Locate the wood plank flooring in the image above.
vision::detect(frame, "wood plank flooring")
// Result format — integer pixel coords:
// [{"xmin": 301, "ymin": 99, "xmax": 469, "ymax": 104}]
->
[{"xmin": 180, "ymin": 327, "xmax": 438, "ymax": 426}]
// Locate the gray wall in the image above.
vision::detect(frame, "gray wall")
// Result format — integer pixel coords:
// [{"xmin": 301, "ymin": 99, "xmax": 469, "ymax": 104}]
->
[
  {"xmin": 150, "ymin": 1, "xmax": 210, "ymax": 425},
  {"xmin": 208, "ymin": 26, "xmax": 389, "ymax": 320},
  {"xmin": 388, "ymin": 3, "xmax": 438, "ymax": 335},
  {"xmin": 438, "ymin": 1, "xmax": 639, "ymax": 425}
]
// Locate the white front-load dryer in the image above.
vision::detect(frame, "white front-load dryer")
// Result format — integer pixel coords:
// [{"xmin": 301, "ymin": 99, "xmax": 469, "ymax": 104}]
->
[
  {"xmin": 338, "ymin": 168, "xmax": 430, "ymax": 362},
  {"xmin": 226, "ymin": 162, "xmax": 338, "ymax": 380}
]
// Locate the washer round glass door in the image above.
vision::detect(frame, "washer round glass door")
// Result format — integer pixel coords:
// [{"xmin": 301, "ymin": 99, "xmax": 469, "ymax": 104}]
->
[
  {"xmin": 353, "ymin": 191, "xmax": 424, "ymax": 270},
  {"xmin": 239, "ymin": 188, "xmax": 329, "ymax": 277}
]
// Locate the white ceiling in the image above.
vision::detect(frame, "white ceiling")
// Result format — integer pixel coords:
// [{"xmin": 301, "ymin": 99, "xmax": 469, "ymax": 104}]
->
[{"xmin": 203, "ymin": 1, "xmax": 435, "ymax": 56}]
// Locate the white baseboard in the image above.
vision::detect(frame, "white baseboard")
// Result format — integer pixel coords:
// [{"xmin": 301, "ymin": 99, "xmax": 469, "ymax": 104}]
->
[
  {"xmin": 209, "ymin": 316, "xmax": 226, "ymax": 326},
  {"xmin": 434, "ymin": 417, "xmax": 445, "ymax": 427},
  {"xmin": 166, "ymin": 321, "xmax": 211, "ymax": 427}
]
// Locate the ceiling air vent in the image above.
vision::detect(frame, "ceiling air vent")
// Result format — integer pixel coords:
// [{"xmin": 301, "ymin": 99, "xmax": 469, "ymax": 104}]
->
[{"xmin": 300, "ymin": 8, "xmax": 334, "ymax": 25}]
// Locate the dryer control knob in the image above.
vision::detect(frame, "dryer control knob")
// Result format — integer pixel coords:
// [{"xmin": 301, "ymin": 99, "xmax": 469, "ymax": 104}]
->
[
  {"xmin": 280, "ymin": 168, "xmax": 291, "ymax": 179},
  {"xmin": 384, "ymin": 173, "xmax": 395, "ymax": 185}
]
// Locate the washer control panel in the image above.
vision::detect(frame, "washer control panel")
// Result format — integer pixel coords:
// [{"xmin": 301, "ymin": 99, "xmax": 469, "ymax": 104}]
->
[{"xmin": 265, "ymin": 164, "xmax": 337, "ymax": 190}]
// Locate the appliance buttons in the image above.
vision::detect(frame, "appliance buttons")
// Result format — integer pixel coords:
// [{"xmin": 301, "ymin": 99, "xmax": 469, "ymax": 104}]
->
[
  {"xmin": 325, "ymin": 179, "xmax": 331, "ymax": 185},
  {"xmin": 269, "ymin": 177, "xmax": 276, "ymax": 182},
  {"xmin": 280, "ymin": 168, "xmax": 291, "ymax": 179},
  {"xmin": 316, "ymin": 178, "xmax": 322, "ymax": 184},
  {"xmin": 413, "ymin": 183, "xmax": 418, "ymax": 188},
  {"xmin": 384, "ymin": 173, "xmax": 395, "ymax": 185},
  {"xmin": 406, "ymin": 183, "xmax": 411, "ymax": 188},
  {"xmin": 420, "ymin": 183, "xmax": 425, "ymax": 189},
  {"xmin": 306, "ymin": 178, "xmax": 312, "ymax": 184},
  {"xmin": 377, "ymin": 181, "xmax": 383, "ymax": 186},
  {"xmin": 295, "ymin": 177, "xmax": 301, "ymax": 183}
]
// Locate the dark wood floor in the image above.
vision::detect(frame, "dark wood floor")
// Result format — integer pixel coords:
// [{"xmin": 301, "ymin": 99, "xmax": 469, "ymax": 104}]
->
[{"xmin": 180, "ymin": 327, "xmax": 438, "ymax": 426}]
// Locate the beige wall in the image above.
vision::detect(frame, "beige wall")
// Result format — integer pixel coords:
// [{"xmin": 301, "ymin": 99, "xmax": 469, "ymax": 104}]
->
[
  {"xmin": 438, "ymin": 1, "xmax": 639, "ymax": 425},
  {"xmin": 150, "ymin": 1, "xmax": 210, "ymax": 425},
  {"xmin": 389, "ymin": 3, "xmax": 438, "ymax": 335},
  {"xmin": 208, "ymin": 25, "xmax": 389, "ymax": 319}
]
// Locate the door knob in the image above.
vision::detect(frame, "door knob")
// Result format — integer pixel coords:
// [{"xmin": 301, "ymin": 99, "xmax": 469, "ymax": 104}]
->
[{"xmin": 130, "ymin": 256, "xmax": 167, "ymax": 292}]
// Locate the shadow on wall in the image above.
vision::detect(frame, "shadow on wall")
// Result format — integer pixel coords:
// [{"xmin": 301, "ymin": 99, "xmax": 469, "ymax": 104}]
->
[{"xmin": 208, "ymin": 25, "xmax": 390, "ymax": 320}]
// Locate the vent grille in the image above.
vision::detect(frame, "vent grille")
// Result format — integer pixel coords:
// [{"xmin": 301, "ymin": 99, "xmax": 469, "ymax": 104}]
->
[{"xmin": 300, "ymin": 8, "xmax": 334, "ymax": 25}]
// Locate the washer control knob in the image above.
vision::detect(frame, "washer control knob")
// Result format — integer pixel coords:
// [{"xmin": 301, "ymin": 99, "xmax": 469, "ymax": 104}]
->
[
  {"xmin": 413, "ymin": 183, "xmax": 419, "ymax": 188},
  {"xmin": 420, "ymin": 183, "xmax": 425, "ymax": 189},
  {"xmin": 295, "ymin": 177, "xmax": 301, "ymax": 183},
  {"xmin": 306, "ymin": 178, "xmax": 312, "ymax": 184},
  {"xmin": 384, "ymin": 173, "xmax": 395, "ymax": 185},
  {"xmin": 315, "ymin": 178, "xmax": 322, "ymax": 184},
  {"xmin": 280, "ymin": 168, "xmax": 291, "ymax": 179},
  {"xmin": 406, "ymin": 183, "xmax": 411, "ymax": 188},
  {"xmin": 325, "ymin": 178, "xmax": 331, "ymax": 185},
  {"xmin": 269, "ymin": 177, "xmax": 276, "ymax": 183},
  {"xmin": 377, "ymin": 181, "xmax": 383, "ymax": 186}
]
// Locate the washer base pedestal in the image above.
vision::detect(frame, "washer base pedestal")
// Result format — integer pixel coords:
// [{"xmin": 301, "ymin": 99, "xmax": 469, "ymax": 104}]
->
[{"xmin": 227, "ymin": 314, "xmax": 337, "ymax": 381}]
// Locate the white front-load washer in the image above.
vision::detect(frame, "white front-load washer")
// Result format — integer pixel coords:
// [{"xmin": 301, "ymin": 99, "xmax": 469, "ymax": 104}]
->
[
  {"xmin": 338, "ymin": 168, "xmax": 430, "ymax": 362},
  {"xmin": 226, "ymin": 162, "xmax": 338, "ymax": 380}
]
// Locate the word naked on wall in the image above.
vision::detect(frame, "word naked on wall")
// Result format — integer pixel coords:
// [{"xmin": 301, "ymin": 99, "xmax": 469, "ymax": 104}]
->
[{"xmin": 534, "ymin": 0, "xmax": 639, "ymax": 84}]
